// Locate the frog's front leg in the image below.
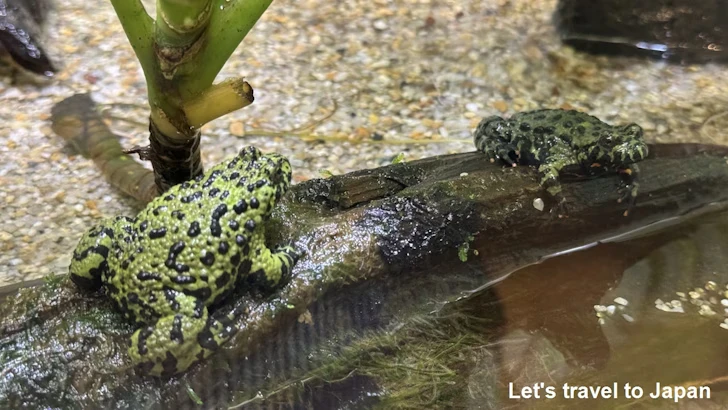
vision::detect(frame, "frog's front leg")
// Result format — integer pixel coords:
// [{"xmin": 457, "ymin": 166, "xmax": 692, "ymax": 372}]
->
[
  {"xmin": 474, "ymin": 132, "xmax": 519, "ymax": 166},
  {"xmin": 247, "ymin": 242, "xmax": 301, "ymax": 291},
  {"xmin": 617, "ymin": 163, "xmax": 641, "ymax": 216},
  {"xmin": 129, "ymin": 292, "xmax": 234, "ymax": 377},
  {"xmin": 69, "ymin": 218, "xmax": 118, "ymax": 290},
  {"xmin": 537, "ymin": 164, "xmax": 567, "ymax": 217},
  {"xmin": 476, "ymin": 142, "xmax": 519, "ymax": 166}
]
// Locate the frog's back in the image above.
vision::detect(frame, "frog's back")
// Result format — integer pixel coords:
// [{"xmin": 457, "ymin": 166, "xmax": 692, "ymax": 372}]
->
[
  {"xmin": 107, "ymin": 158, "xmax": 277, "ymax": 315},
  {"xmin": 507, "ymin": 109, "xmax": 609, "ymax": 147}
]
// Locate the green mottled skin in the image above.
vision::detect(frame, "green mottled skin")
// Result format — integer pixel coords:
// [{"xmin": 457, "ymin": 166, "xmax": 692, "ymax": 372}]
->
[
  {"xmin": 473, "ymin": 109, "xmax": 648, "ymax": 214},
  {"xmin": 69, "ymin": 146, "xmax": 300, "ymax": 377}
]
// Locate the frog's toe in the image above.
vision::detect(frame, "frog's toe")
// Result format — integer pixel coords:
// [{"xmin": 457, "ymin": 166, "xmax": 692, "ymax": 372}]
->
[
  {"xmin": 485, "ymin": 151, "xmax": 500, "ymax": 164},
  {"xmin": 246, "ymin": 244, "xmax": 301, "ymax": 292},
  {"xmin": 495, "ymin": 146, "xmax": 520, "ymax": 167},
  {"xmin": 617, "ymin": 183, "xmax": 639, "ymax": 216},
  {"xmin": 549, "ymin": 196, "xmax": 571, "ymax": 219},
  {"xmin": 616, "ymin": 183, "xmax": 636, "ymax": 202},
  {"xmin": 275, "ymin": 243, "xmax": 303, "ymax": 263},
  {"xmin": 498, "ymin": 152, "xmax": 517, "ymax": 167},
  {"xmin": 617, "ymin": 166, "xmax": 640, "ymax": 216}
]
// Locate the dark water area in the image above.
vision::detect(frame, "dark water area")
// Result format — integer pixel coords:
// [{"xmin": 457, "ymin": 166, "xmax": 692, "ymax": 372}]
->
[
  {"xmin": 555, "ymin": 0, "xmax": 728, "ymax": 63},
  {"xmin": 264, "ymin": 211, "xmax": 728, "ymax": 409},
  {"xmin": 484, "ymin": 213, "xmax": 728, "ymax": 409}
]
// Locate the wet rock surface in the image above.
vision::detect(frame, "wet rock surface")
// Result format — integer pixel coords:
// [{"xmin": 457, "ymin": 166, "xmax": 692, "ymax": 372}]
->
[{"xmin": 0, "ymin": 0, "xmax": 56, "ymax": 75}]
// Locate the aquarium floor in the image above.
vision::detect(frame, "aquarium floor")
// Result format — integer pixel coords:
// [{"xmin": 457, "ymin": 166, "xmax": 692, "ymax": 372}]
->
[{"xmin": 1, "ymin": 0, "xmax": 727, "ymax": 284}]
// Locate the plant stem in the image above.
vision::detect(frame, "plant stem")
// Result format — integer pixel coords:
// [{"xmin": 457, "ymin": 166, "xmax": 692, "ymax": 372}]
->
[
  {"xmin": 186, "ymin": 0, "xmax": 274, "ymax": 95},
  {"xmin": 109, "ymin": 0, "xmax": 154, "ymax": 81},
  {"xmin": 108, "ymin": 0, "xmax": 275, "ymax": 191},
  {"xmin": 156, "ymin": 0, "xmax": 212, "ymax": 44}
]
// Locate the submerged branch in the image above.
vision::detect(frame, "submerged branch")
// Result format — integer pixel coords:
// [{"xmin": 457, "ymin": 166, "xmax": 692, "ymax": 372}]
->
[{"xmin": 50, "ymin": 94, "xmax": 159, "ymax": 202}]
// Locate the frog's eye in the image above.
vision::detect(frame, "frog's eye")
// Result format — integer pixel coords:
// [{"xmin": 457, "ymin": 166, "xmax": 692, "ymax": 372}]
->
[
  {"xmin": 475, "ymin": 116, "xmax": 506, "ymax": 140},
  {"xmin": 623, "ymin": 124, "xmax": 643, "ymax": 137},
  {"xmin": 477, "ymin": 115, "xmax": 504, "ymax": 129},
  {"xmin": 239, "ymin": 146, "xmax": 262, "ymax": 160}
]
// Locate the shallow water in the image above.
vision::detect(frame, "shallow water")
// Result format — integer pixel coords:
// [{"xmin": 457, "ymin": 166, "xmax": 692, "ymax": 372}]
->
[
  {"xmin": 489, "ymin": 212, "xmax": 728, "ymax": 409},
  {"xmin": 284, "ymin": 211, "xmax": 728, "ymax": 409}
]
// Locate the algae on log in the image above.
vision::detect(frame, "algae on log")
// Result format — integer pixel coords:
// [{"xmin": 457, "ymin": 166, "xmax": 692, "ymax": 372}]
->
[{"xmin": 2, "ymin": 144, "xmax": 728, "ymax": 408}]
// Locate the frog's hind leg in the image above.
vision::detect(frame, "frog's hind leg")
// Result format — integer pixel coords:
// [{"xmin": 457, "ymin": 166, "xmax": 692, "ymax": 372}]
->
[
  {"xmin": 617, "ymin": 164, "xmax": 640, "ymax": 216},
  {"xmin": 129, "ymin": 293, "xmax": 233, "ymax": 377}
]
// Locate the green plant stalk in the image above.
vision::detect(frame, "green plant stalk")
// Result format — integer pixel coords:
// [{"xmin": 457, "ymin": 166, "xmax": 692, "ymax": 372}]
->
[
  {"xmin": 108, "ymin": 0, "xmax": 154, "ymax": 84},
  {"xmin": 107, "ymin": 0, "xmax": 273, "ymax": 190},
  {"xmin": 110, "ymin": 0, "xmax": 272, "ymax": 124},
  {"xmin": 182, "ymin": 78, "xmax": 254, "ymax": 128},
  {"xmin": 156, "ymin": 0, "xmax": 212, "ymax": 43},
  {"xmin": 183, "ymin": 0, "xmax": 274, "ymax": 96}
]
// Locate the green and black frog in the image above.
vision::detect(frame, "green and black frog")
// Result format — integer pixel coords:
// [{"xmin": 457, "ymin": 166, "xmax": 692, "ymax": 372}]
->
[
  {"xmin": 69, "ymin": 146, "xmax": 300, "ymax": 377},
  {"xmin": 473, "ymin": 109, "xmax": 648, "ymax": 216}
]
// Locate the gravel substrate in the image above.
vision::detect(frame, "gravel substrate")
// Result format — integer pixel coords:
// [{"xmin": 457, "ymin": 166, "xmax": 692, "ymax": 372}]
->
[{"xmin": 1, "ymin": 0, "xmax": 728, "ymax": 285}]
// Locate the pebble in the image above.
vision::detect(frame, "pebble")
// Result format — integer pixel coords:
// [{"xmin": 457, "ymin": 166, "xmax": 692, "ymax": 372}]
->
[
  {"xmin": 699, "ymin": 305, "xmax": 717, "ymax": 316},
  {"xmin": 52, "ymin": 190, "xmax": 67, "ymax": 202},
  {"xmin": 654, "ymin": 299, "xmax": 685, "ymax": 313},
  {"xmin": 373, "ymin": 19, "xmax": 388, "ymax": 31},
  {"xmin": 229, "ymin": 121, "xmax": 245, "ymax": 137},
  {"xmin": 491, "ymin": 100, "xmax": 508, "ymax": 112},
  {"xmin": 641, "ymin": 121, "xmax": 656, "ymax": 131},
  {"xmin": 465, "ymin": 103, "xmax": 480, "ymax": 113},
  {"xmin": 532, "ymin": 198, "xmax": 544, "ymax": 211}
]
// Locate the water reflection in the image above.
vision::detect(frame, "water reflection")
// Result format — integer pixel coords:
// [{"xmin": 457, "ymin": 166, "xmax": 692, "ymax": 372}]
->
[{"xmin": 474, "ymin": 211, "xmax": 728, "ymax": 409}]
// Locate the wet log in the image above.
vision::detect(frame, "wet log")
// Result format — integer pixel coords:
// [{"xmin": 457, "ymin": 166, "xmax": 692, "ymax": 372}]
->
[{"xmin": 2, "ymin": 143, "xmax": 728, "ymax": 408}]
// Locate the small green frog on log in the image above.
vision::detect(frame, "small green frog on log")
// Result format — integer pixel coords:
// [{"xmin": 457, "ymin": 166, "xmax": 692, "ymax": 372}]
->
[{"xmin": 474, "ymin": 109, "xmax": 648, "ymax": 216}]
